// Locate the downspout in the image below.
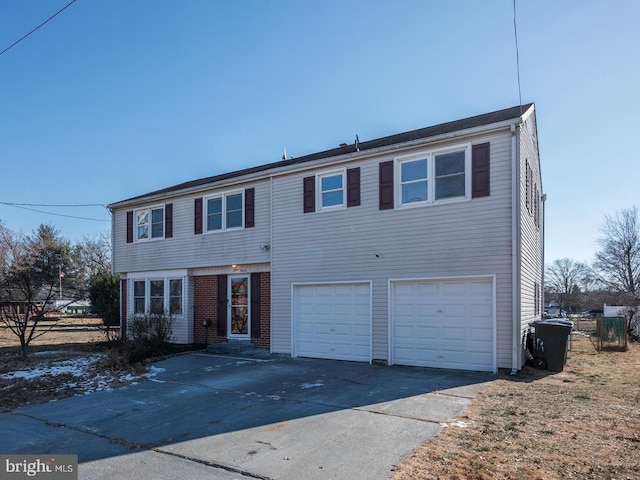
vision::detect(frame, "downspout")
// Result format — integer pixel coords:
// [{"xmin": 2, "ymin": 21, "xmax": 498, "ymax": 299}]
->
[
  {"xmin": 269, "ymin": 175, "xmax": 274, "ymax": 353},
  {"xmin": 541, "ymin": 193, "xmax": 547, "ymax": 315},
  {"xmin": 511, "ymin": 123, "xmax": 521, "ymax": 375}
]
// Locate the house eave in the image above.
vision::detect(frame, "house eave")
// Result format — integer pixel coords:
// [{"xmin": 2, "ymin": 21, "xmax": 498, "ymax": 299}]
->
[{"xmin": 108, "ymin": 104, "xmax": 533, "ymax": 211}]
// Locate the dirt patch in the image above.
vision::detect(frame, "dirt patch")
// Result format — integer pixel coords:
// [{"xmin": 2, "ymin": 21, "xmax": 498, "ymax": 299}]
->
[
  {"xmin": 0, "ymin": 316, "xmax": 201, "ymax": 413},
  {"xmin": 392, "ymin": 335, "xmax": 640, "ymax": 480}
]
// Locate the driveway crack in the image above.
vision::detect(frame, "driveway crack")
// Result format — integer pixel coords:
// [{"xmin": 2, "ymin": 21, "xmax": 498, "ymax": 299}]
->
[
  {"xmin": 151, "ymin": 448, "xmax": 275, "ymax": 480},
  {"xmin": 16, "ymin": 411, "xmax": 274, "ymax": 479}
]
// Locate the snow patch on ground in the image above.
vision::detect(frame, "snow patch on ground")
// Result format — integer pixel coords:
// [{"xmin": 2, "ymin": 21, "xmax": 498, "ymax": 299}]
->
[
  {"xmin": 0, "ymin": 355, "xmax": 102, "ymax": 380},
  {"xmin": 1, "ymin": 353, "xmax": 168, "ymax": 395}
]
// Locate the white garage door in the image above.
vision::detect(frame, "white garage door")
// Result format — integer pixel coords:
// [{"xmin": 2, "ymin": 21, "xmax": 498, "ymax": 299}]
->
[
  {"xmin": 391, "ymin": 278, "xmax": 494, "ymax": 372},
  {"xmin": 294, "ymin": 283, "xmax": 371, "ymax": 362}
]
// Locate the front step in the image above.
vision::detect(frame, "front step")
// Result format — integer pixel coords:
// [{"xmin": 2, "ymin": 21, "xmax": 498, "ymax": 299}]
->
[{"xmin": 206, "ymin": 340, "xmax": 255, "ymax": 354}]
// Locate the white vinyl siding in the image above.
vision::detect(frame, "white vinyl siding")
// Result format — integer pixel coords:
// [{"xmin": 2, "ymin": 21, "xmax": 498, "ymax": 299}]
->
[
  {"xmin": 112, "ymin": 180, "xmax": 271, "ymax": 273},
  {"xmin": 518, "ymin": 111, "xmax": 545, "ymax": 368},
  {"xmin": 271, "ymin": 130, "xmax": 514, "ymax": 368}
]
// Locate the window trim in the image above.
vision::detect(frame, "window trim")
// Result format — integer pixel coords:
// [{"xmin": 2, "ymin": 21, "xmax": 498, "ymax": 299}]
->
[
  {"xmin": 203, "ymin": 189, "xmax": 245, "ymax": 233},
  {"xmin": 129, "ymin": 277, "xmax": 184, "ymax": 317},
  {"xmin": 133, "ymin": 205, "xmax": 165, "ymax": 242},
  {"xmin": 317, "ymin": 169, "xmax": 346, "ymax": 211},
  {"xmin": 394, "ymin": 144, "xmax": 471, "ymax": 208}
]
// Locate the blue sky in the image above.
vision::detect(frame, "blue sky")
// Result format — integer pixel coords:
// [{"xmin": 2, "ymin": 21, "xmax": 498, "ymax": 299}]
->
[{"xmin": 0, "ymin": 0, "xmax": 638, "ymax": 265}]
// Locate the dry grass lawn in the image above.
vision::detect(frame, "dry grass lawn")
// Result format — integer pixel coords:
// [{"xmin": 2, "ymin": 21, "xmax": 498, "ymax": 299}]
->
[
  {"xmin": 2, "ymin": 319, "xmax": 639, "ymax": 479},
  {"xmin": 393, "ymin": 334, "xmax": 640, "ymax": 480}
]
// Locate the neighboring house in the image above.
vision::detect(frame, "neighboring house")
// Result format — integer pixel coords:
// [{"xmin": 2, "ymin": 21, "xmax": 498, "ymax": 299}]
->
[
  {"xmin": 544, "ymin": 301, "xmax": 561, "ymax": 317},
  {"xmin": 108, "ymin": 103, "xmax": 544, "ymax": 373}
]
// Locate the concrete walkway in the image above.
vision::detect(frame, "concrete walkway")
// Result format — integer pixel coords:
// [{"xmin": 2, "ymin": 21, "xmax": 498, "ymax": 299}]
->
[{"xmin": 0, "ymin": 351, "xmax": 494, "ymax": 479}]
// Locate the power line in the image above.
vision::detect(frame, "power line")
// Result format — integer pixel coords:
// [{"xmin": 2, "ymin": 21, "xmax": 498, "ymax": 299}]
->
[
  {"xmin": 0, "ymin": 202, "xmax": 108, "ymax": 222},
  {"xmin": 0, "ymin": 202, "xmax": 105, "ymax": 208},
  {"xmin": 0, "ymin": 0, "xmax": 78, "ymax": 57}
]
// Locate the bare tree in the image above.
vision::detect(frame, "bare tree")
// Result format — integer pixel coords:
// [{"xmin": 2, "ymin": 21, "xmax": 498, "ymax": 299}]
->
[
  {"xmin": 72, "ymin": 231, "xmax": 111, "ymax": 291},
  {"xmin": 0, "ymin": 224, "xmax": 80, "ymax": 357},
  {"xmin": 593, "ymin": 206, "xmax": 640, "ymax": 294},
  {"xmin": 545, "ymin": 258, "xmax": 589, "ymax": 314}
]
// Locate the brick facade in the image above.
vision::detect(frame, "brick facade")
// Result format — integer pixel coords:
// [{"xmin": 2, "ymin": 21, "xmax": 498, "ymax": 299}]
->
[
  {"xmin": 253, "ymin": 272, "xmax": 271, "ymax": 349},
  {"xmin": 193, "ymin": 273, "xmax": 271, "ymax": 349}
]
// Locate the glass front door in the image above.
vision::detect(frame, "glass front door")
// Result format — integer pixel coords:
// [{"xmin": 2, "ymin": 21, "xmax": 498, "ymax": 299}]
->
[{"xmin": 228, "ymin": 275, "xmax": 250, "ymax": 338}]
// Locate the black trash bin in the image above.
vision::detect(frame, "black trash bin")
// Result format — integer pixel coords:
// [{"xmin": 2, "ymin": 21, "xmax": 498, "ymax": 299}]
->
[{"xmin": 531, "ymin": 319, "xmax": 573, "ymax": 372}]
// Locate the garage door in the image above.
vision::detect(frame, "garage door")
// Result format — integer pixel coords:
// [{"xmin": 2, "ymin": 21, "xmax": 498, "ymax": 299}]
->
[
  {"xmin": 391, "ymin": 278, "xmax": 494, "ymax": 372},
  {"xmin": 294, "ymin": 283, "xmax": 371, "ymax": 362}
]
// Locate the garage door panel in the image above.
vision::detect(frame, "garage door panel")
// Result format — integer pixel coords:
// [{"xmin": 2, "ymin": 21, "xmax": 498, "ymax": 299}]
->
[
  {"xmin": 442, "ymin": 326, "xmax": 466, "ymax": 340},
  {"xmin": 392, "ymin": 278, "xmax": 494, "ymax": 372},
  {"xmin": 294, "ymin": 283, "xmax": 371, "ymax": 363},
  {"xmin": 442, "ymin": 282, "xmax": 467, "ymax": 297}
]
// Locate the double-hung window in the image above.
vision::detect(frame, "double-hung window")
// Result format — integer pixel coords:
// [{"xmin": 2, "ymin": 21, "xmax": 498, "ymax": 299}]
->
[
  {"xmin": 135, "ymin": 206, "xmax": 164, "ymax": 241},
  {"xmin": 133, "ymin": 281, "xmax": 145, "ymax": 314},
  {"xmin": 318, "ymin": 171, "xmax": 345, "ymax": 209},
  {"xmin": 206, "ymin": 191, "xmax": 244, "ymax": 232},
  {"xmin": 397, "ymin": 145, "xmax": 470, "ymax": 207},
  {"xmin": 131, "ymin": 278, "xmax": 183, "ymax": 316}
]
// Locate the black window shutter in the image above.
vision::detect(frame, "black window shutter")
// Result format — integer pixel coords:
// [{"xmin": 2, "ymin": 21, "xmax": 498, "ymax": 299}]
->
[
  {"xmin": 217, "ymin": 274, "xmax": 227, "ymax": 337},
  {"xmin": 126, "ymin": 211, "xmax": 133, "ymax": 243},
  {"xmin": 245, "ymin": 188, "xmax": 255, "ymax": 228},
  {"xmin": 472, "ymin": 143, "xmax": 491, "ymax": 198},
  {"xmin": 303, "ymin": 176, "xmax": 315, "ymax": 213},
  {"xmin": 165, "ymin": 203, "xmax": 173, "ymax": 238},
  {"xmin": 250, "ymin": 273, "xmax": 261, "ymax": 339},
  {"xmin": 379, "ymin": 161, "xmax": 394, "ymax": 210},
  {"xmin": 347, "ymin": 167, "xmax": 361, "ymax": 207},
  {"xmin": 194, "ymin": 198, "xmax": 203, "ymax": 234}
]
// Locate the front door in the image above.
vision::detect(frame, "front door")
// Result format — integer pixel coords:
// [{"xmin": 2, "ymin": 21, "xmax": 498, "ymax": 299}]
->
[{"xmin": 228, "ymin": 275, "xmax": 250, "ymax": 339}]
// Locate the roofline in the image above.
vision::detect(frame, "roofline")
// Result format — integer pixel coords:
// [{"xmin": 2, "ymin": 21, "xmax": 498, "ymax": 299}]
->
[{"xmin": 109, "ymin": 103, "xmax": 534, "ymax": 209}]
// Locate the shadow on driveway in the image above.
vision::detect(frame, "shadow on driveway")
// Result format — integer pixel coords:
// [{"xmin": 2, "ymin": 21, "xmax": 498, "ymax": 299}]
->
[{"xmin": 0, "ymin": 351, "xmax": 494, "ymax": 479}]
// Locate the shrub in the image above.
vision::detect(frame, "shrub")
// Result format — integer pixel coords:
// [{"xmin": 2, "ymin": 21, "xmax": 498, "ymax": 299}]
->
[{"xmin": 103, "ymin": 312, "xmax": 173, "ymax": 370}]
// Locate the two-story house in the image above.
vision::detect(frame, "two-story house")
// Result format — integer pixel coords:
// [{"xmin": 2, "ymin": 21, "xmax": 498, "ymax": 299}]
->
[{"xmin": 108, "ymin": 103, "xmax": 544, "ymax": 373}]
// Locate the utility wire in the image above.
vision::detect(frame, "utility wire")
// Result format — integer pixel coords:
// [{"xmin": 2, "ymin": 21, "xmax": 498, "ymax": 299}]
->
[
  {"xmin": 0, "ymin": 203, "xmax": 108, "ymax": 222},
  {"xmin": 0, "ymin": 202, "xmax": 105, "ymax": 208},
  {"xmin": 0, "ymin": 0, "xmax": 78, "ymax": 57},
  {"xmin": 513, "ymin": 0, "xmax": 523, "ymax": 115}
]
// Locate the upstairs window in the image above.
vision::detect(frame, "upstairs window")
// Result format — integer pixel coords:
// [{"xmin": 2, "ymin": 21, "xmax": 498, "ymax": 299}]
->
[
  {"xmin": 206, "ymin": 191, "xmax": 244, "ymax": 232},
  {"xmin": 396, "ymin": 145, "xmax": 470, "ymax": 207},
  {"xmin": 400, "ymin": 159, "xmax": 428, "ymax": 204},
  {"xmin": 435, "ymin": 151, "xmax": 465, "ymax": 200},
  {"xmin": 319, "ymin": 171, "xmax": 345, "ymax": 209},
  {"xmin": 135, "ymin": 206, "xmax": 164, "ymax": 241}
]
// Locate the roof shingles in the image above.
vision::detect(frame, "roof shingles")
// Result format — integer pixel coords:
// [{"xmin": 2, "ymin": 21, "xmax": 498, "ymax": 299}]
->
[{"xmin": 112, "ymin": 103, "xmax": 533, "ymax": 206}]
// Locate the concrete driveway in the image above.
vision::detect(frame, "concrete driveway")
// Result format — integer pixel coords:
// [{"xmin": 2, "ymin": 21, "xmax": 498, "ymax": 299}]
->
[{"xmin": 0, "ymin": 351, "xmax": 493, "ymax": 479}]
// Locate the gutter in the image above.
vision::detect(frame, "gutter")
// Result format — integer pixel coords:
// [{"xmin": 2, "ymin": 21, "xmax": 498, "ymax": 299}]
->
[{"xmin": 108, "ymin": 120, "xmax": 520, "ymax": 210}]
